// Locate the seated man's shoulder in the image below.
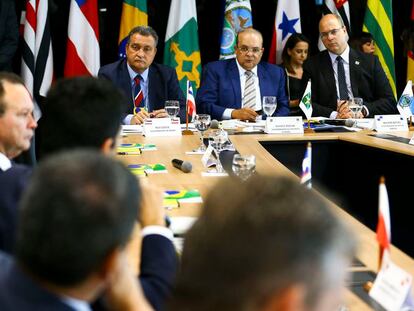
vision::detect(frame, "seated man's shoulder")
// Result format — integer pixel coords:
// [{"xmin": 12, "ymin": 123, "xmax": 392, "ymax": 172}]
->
[
  {"xmin": 0, "ymin": 251, "xmax": 13, "ymax": 277},
  {"xmin": 98, "ymin": 58, "xmax": 126, "ymax": 75}
]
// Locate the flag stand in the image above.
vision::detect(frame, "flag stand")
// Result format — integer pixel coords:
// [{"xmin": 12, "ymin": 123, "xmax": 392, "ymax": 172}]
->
[
  {"xmin": 182, "ymin": 84, "xmax": 194, "ymax": 135},
  {"xmin": 304, "ymin": 119, "xmax": 314, "ymax": 133},
  {"xmin": 409, "ymin": 116, "xmax": 414, "ymax": 130}
]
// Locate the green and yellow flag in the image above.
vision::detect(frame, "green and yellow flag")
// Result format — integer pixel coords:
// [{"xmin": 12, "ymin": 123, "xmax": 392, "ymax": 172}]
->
[
  {"xmin": 363, "ymin": 0, "xmax": 396, "ymax": 97},
  {"xmin": 118, "ymin": 0, "xmax": 147, "ymax": 58},
  {"xmin": 164, "ymin": 0, "xmax": 201, "ymax": 95}
]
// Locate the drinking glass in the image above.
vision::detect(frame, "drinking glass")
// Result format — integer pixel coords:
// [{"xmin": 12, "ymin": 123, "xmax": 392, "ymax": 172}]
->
[
  {"xmin": 165, "ymin": 100, "xmax": 180, "ymax": 118},
  {"xmin": 349, "ymin": 97, "xmax": 363, "ymax": 119},
  {"xmin": 209, "ymin": 130, "xmax": 228, "ymax": 173},
  {"xmin": 262, "ymin": 96, "xmax": 277, "ymax": 118},
  {"xmin": 194, "ymin": 114, "xmax": 211, "ymax": 152},
  {"xmin": 232, "ymin": 154, "xmax": 256, "ymax": 181}
]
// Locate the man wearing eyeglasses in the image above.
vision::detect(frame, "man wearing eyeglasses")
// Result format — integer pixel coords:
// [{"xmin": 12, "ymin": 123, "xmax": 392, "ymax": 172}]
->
[
  {"xmin": 302, "ymin": 14, "xmax": 396, "ymax": 119},
  {"xmin": 98, "ymin": 26, "xmax": 185, "ymax": 125},
  {"xmin": 196, "ymin": 28, "xmax": 289, "ymax": 121}
]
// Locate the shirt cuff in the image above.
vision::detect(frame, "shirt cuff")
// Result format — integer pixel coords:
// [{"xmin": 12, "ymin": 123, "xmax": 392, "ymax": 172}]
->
[
  {"xmin": 142, "ymin": 226, "xmax": 174, "ymax": 241},
  {"xmin": 123, "ymin": 114, "xmax": 133, "ymax": 125},
  {"xmin": 330, "ymin": 111, "xmax": 338, "ymax": 119},
  {"xmin": 222, "ymin": 108, "xmax": 234, "ymax": 120}
]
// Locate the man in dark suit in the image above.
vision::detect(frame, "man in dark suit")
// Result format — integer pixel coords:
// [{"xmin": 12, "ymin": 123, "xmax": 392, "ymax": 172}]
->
[
  {"xmin": 40, "ymin": 77, "xmax": 177, "ymax": 311},
  {"xmin": 0, "ymin": 151, "xmax": 154, "ymax": 311},
  {"xmin": 99, "ymin": 26, "xmax": 185, "ymax": 125},
  {"xmin": 0, "ymin": 72, "xmax": 37, "ymax": 253},
  {"xmin": 0, "ymin": 0, "xmax": 19, "ymax": 72},
  {"xmin": 196, "ymin": 28, "xmax": 289, "ymax": 121},
  {"xmin": 302, "ymin": 14, "xmax": 397, "ymax": 118}
]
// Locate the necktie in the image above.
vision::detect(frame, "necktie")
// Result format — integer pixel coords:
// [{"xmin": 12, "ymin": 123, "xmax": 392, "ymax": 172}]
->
[
  {"xmin": 243, "ymin": 70, "xmax": 256, "ymax": 109},
  {"xmin": 133, "ymin": 75, "xmax": 144, "ymax": 110},
  {"xmin": 336, "ymin": 56, "xmax": 348, "ymax": 100}
]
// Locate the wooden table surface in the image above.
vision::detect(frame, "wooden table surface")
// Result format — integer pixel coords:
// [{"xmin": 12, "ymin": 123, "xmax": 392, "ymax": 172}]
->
[{"xmin": 119, "ymin": 130, "xmax": 414, "ymax": 310}]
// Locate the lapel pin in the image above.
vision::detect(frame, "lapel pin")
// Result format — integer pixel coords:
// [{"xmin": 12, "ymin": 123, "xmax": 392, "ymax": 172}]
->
[{"xmin": 355, "ymin": 61, "xmax": 360, "ymax": 65}]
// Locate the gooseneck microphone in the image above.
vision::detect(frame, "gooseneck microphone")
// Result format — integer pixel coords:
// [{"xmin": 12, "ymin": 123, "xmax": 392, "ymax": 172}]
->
[{"xmin": 171, "ymin": 159, "xmax": 192, "ymax": 173}]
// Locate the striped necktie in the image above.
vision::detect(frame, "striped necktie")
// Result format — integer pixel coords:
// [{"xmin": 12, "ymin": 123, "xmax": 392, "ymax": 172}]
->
[
  {"xmin": 336, "ymin": 56, "xmax": 348, "ymax": 100},
  {"xmin": 243, "ymin": 70, "xmax": 256, "ymax": 109},
  {"xmin": 133, "ymin": 75, "xmax": 144, "ymax": 110}
]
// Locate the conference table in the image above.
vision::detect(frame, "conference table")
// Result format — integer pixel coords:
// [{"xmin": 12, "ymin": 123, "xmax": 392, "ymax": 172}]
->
[{"xmin": 119, "ymin": 127, "xmax": 414, "ymax": 311}]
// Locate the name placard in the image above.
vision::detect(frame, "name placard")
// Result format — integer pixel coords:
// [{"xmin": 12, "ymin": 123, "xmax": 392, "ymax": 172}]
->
[
  {"xmin": 265, "ymin": 116, "xmax": 304, "ymax": 134},
  {"xmin": 375, "ymin": 115, "xmax": 408, "ymax": 132},
  {"xmin": 143, "ymin": 118, "xmax": 181, "ymax": 137},
  {"xmin": 369, "ymin": 258, "xmax": 413, "ymax": 311}
]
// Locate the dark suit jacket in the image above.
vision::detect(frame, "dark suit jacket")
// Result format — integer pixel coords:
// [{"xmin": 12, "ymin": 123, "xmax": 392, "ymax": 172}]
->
[
  {"xmin": 0, "ymin": 236, "xmax": 176, "ymax": 311},
  {"xmin": 0, "ymin": 253, "xmax": 74, "ymax": 311},
  {"xmin": 196, "ymin": 59, "xmax": 290, "ymax": 120},
  {"xmin": 302, "ymin": 48, "xmax": 397, "ymax": 117},
  {"xmin": 98, "ymin": 59, "xmax": 186, "ymax": 122},
  {"xmin": 0, "ymin": 0, "xmax": 19, "ymax": 71},
  {"xmin": 0, "ymin": 164, "xmax": 32, "ymax": 254}
]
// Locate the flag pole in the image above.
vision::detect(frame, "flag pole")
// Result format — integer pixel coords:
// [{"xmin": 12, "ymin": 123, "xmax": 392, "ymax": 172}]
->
[{"xmin": 182, "ymin": 79, "xmax": 193, "ymax": 135}]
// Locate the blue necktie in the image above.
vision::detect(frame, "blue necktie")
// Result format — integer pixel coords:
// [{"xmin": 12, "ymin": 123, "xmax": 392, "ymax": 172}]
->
[
  {"xmin": 133, "ymin": 75, "xmax": 144, "ymax": 110},
  {"xmin": 336, "ymin": 56, "xmax": 348, "ymax": 100}
]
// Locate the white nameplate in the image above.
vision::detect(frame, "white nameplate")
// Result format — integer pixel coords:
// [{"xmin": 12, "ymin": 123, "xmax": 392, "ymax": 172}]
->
[
  {"xmin": 369, "ymin": 258, "xmax": 413, "ymax": 311},
  {"xmin": 143, "ymin": 118, "xmax": 181, "ymax": 137},
  {"xmin": 354, "ymin": 118, "xmax": 375, "ymax": 130},
  {"xmin": 201, "ymin": 145, "xmax": 215, "ymax": 168},
  {"xmin": 265, "ymin": 116, "xmax": 304, "ymax": 134},
  {"xmin": 375, "ymin": 115, "xmax": 408, "ymax": 132},
  {"xmin": 409, "ymin": 134, "xmax": 414, "ymax": 146}
]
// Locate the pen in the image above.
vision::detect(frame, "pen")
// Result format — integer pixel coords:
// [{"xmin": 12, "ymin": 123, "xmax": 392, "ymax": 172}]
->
[{"xmin": 117, "ymin": 151, "xmax": 142, "ymax": 155}]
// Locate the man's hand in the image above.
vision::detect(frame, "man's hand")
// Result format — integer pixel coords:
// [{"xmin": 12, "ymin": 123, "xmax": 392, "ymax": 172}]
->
[
  {"xmin": 231, "ymin": 108, "xmax": 258, "ymax": 121},
  {"xmin": 336, "ymin": 100, "xmax": 352, "ymax": 119},
  {"xmin": 104, "ymin": 251, "xmax": 154, "ymax": 311},
  {"xmin": 151, "ymin": 109, "xmax": 168, "ymax": 118},
  {"xmin": 139, "ymin": 182, "xmax": 166, "ymax": 227},
  {"xmin": 130, "ymin": 109, "xmax": 150, "ymax": 125}
]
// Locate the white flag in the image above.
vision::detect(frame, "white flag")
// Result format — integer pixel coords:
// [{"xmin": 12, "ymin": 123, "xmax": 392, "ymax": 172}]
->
[
  {"xmin": 397, "ymin": 80, "xmax": 413, "ymax": 118},
  {"xmin": 299, "ymin": 80, "xmax": 312, "ymax": 120}
]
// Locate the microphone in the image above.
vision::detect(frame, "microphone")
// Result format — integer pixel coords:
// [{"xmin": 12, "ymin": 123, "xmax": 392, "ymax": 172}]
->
[
  {"xmin": 171, "ymin": 159, "xmax": 192, "ymax": 173},
  {"xmin": 210, "ymin": 119, "xmax": 220, "ymax": 129},
  {"xmin": 344, "ymin": 119, "xmax": 356, "ymax": 127}
]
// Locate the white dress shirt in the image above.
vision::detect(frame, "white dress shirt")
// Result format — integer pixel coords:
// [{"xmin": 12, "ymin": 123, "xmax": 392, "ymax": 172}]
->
[{"xmin": 0, "ymin": 152, "xmax": 11, "ymax": 171}]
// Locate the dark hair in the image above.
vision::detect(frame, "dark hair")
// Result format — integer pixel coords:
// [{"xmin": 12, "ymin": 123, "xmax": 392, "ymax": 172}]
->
[
  {"xmin": 170, "ymin": 175, "xmax": 355, "ymax": 311},
  {"xmin": 0, "ymin": 72, "xmax": 26, "ymax": 116},
  {"xmin": 127, "ymin": 25, "xmax": 159, "ymax": 46},
  {"xmin": 40, "ymin": 77, "xmax": 125, "ymax": 156},
  {"xmin": 16, "ymin": 150, "xmax": 140, "ymax": 286},
  {"xmin": 349, "ymin": 32, "xmax": 374, "ymax": 52},
  {"xmin": 281, "ymin": 33, "xmax": 310, "ymax": 74}
]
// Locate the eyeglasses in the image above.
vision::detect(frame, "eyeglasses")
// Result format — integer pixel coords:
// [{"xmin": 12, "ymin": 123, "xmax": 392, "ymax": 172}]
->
[
  {"xmin": 320, "ymin": 28, "xmax": 343, "ymax": 40},
  {"xmin": 237, "ymin": 46, "xmax": 263, "ymax": 54}
]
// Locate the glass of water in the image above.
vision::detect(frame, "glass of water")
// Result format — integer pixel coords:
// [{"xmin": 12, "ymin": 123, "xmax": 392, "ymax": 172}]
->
[
  {"xmin": 349, "ymin": 97, "xmax": 363, "ymax": 119},
  {"xmin": 209, "ymin": 130, "xmax": 228, "ymax": 173},
  {"xmin": 194, "ymin": 114, "xmax": 211, "ymax": 152},
  {"xmin": 165, "ymin": 100, "xmax": 180, "ymax": 118},
  {"xmin": 232, "ymin": 154, "xmax": 256, "ymax": 181},
  {"xmin": 262, "ymin": 96, "xmax": 277, "ymax": 118}
]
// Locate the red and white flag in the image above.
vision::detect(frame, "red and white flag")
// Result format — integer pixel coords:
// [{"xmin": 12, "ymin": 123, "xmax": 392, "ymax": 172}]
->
[
  {"xmin": 268, "ymin": 0, "xmax": 301, "ymax": 64},
  {"xmin": 377, "ymin": 176, "xmax": 391, "ymax": 268},
  {"xmin": 64, "ymin": 0, "xmax": 100, "ymax": 77},
  {"xmin": 186, "ymin": 80, "xmax": 196, "ymax": 121},
  {"xmin": 21, "ymin": 0, "xmax": 54, "ymax": 106}
]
